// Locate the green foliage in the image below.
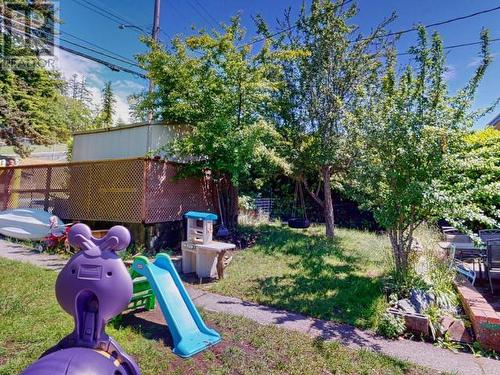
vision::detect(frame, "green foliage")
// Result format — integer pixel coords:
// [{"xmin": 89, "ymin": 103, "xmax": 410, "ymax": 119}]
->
[
  {"xmin": 350, "ymin": 27, "xmax": 493, "ymax": 274},
  {"xmin": 435, "ymin": 332, "xmax": 463, "ymax": 353},
  {"xmin": 238, "ymin": 195, "xmax": 256, "ymax": 211},
  {"xmin": 377, "ymin": 312, "xmax": 406, "ymax": 339},
  {"xmin": 94, "ymin": 81, "xmax": 116, "ymax": 127},
  {"xmin": 136, "ymin": 17, "xmax": 285, "ymax": 182},
  {"xmin": 262, "ymin": 0, "xmax": 394, "ymax": 238},
  {"xmin": 468, "ymin": 341, "xmax": 499, "ymax": 360},
  {"xmin": 436, "ymin": 128, "xmax": 500, "ymax": 230},
  {"xmin": 135, "ymin": 16, "xmax": 287, "ymax": 227},
  {"xmin": 0, "ymin": 2, "xmax": 93, "ymax": 156}
]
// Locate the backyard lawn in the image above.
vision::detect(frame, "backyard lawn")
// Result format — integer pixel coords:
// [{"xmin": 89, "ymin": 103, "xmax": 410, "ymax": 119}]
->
[
  {"xmin": 0, "ymin": 257, "xmax": 436, "ymax": 375},
  {"xmin": 200, "ymin": 224, "xmax": 395, "ymax": 329}
]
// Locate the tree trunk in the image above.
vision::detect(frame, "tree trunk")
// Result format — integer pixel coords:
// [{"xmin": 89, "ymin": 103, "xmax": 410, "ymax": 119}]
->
[
  {"xmin": 322, "ymin": 166, "xmax": 335, "ymax": 238},
  {"xmin": 219, "ymin": 175, "xmax": 239, "ymax": 230},
  {"xmin": 388, "ymin": 227, "xmax": 410, "ymax": 276}
]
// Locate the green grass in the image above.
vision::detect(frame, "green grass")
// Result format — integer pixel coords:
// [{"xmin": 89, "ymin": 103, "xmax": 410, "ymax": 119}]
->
[
  {"xmin": 200, "ymin": 223, "xmax": 392, "ymax": 329},
  {"xmin": 0, "ymin": 257, "xmax": 436, "ymax": 375}
]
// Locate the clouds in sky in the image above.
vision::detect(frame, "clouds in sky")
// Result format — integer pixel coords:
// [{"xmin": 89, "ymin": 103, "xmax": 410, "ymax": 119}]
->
[
  {"xmin": 52, "ymin": 48, "xmax": 146, "ymax": 124},
  {"xmin": 442, "ymin": 64, "xmax": 456, "ymax": 81},
  {"xmin": 467, "ymin": 53, "xmax": 497, "ymax": 69}
]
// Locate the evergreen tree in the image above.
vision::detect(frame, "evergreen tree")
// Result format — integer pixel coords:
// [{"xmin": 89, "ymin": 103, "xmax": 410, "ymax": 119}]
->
[
  {"xmin": 0, "ymin": 1, "xmax": 86, "ymax": 155},
  {"xmin": 96, "ymin": 81, "xmax": 116, "ymax": 127}
]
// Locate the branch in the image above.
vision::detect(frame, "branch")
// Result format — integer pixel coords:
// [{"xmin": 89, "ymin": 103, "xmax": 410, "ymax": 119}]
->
[{"xmin": 302, "ymin": 176, "xmax": 324, "ymax": 208}]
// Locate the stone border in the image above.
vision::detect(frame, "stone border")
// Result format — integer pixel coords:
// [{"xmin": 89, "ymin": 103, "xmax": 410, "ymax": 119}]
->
[{"xmin": 455, "ymin": 279, "xmax": 500, "ymax": 352}]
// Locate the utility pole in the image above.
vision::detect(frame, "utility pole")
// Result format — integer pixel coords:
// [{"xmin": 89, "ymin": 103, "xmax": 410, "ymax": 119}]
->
[
  {"xmin": 147, "ymin": 0, "xmax": 161, "ymax": 123},
  {"xmin": 152, "ymin": 0, "xmax": 161, "ymax": 43}
]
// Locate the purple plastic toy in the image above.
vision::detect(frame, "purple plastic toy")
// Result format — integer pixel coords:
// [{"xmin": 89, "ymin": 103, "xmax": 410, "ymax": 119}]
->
[{"xmin": 22, "ymin": 223, "xmax": 141, "ymax": 375}]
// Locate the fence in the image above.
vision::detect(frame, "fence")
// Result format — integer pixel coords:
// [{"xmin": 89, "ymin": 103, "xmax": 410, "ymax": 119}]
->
[
  {"xmin": 254, "ymin": 198, "xmax": 273, "ymax": 218},
  {"xmin": 0, "ymin": 158, "xmax": 215, "ymax": 224}
]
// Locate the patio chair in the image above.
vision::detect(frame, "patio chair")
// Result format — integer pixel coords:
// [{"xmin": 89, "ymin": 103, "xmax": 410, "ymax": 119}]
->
[
  {"xmin": 485, "ymin": 240, "xmax": 500, "ymax": 294},
  {"xmin": 479, "ymin": 229, "xmax": 500, "ymax": 244},
  {"xmin": 449, "ymin": 244, "xmax": 477, "ymax": 285},
  {"xmin": 444, "ymin": 233, "xmax": 472, "ymax": 243},
  {"xmin": 441, "ymin": 226, "xmax": 461, "ymax": 235}
]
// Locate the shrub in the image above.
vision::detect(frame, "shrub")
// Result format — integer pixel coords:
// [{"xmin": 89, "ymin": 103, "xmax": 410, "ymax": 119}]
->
[{"xmin": 377, "ymin": 312, "xmax": 406, "ymax": 339}]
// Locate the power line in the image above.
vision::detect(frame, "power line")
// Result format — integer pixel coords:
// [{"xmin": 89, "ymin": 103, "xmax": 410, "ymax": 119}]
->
[
  {"xmin": 242, "ymin": 3, "xmax": 500, "ymax": 48},
  {"xmin": 397, "ymin": 37, "xmax": 500, "ymax": 56},
  {"xmin": 4, "ymin": 9, "xmax": 138, "ymax": 65},
  {"xmin": 185, "ymin": 0, "xmax": 217, "ymax": 29},
  {"xmin": 69, "ymin": 0, "xmax": 123, "ymax": 25},
  {"xmin": 56, "ymin": 44, "xmax": 147, "ymax": 78},
  {"xmin": 1, "ymin": 21, "xmax": 146, "ymax": 78},
  {"xmin": 62, "ymin": 30, "xmax": 138, "ymax": 65},
  {"xmin": 78, "ymin": 0, "xmax": 139, "ymax": 26},
  {"xmin": 2, "ymin": 14, "xmax": 140, "ymax": 68},
  {"xmin": 362, "ymin": 5, "xmax": 500, "ymax": 41},
  {"xmin": 191, "ymin": 0, "xmax": 219, "ymax": 26},
  {"xmin": 69, "ymin": 0, "xmax": 142, "ymax": 35},
  {"xmin": 242, "ymin": 0, "xmax": 355, "ymax": 47}
]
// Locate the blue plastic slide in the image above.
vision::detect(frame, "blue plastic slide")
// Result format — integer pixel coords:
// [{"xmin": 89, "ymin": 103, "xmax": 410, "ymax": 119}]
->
[{"xmin": 131, "ymin": 253, "xmax": 221, "ymax": 358}]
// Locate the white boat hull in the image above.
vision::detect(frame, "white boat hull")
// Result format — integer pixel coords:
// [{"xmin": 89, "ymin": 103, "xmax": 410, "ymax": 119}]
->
[{"xmin": 0, "ymin": 209, "xmax": 64, "ymax": 240}]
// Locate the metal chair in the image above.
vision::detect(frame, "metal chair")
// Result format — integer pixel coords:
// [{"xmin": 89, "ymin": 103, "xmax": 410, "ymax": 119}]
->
[
  {"xmin": 485, "ymin": 240, "xmax": 500, "ymax": 294},
  {"xmin": 449, "ymin": 244, "xmax": 477, "ymax": 285},
  {"xmin": 444, "ymin": 233, "xmax": 472, "ymax": 243},
  {"xmin": 441, "ymin": 226, "xmax": 461, "ymax": 235},
  {"xmin": 479, "ymin": 229, "xmax": 500, "ymax": 244}
]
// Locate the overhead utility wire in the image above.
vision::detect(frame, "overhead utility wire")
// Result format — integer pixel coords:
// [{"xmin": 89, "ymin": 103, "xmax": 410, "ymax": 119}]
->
[
  {"xmin": 185, "ymin": 0, "xmax": 217, "ymax": 29},
  {"xmin": 242, "ymin": 3, "xmax": 500, "ymax": 47},
  {"xmin": 242, "ymin": 0, "xmax": 355, "ymax": 47},
  {"xmin": 1, "ymin": 21, "xmax": 146, "ymax": 78},
  {"xmin": 191, "ymin": 0, "xmax": 219, "ymax": 26},
  {"xmin": 360, "ymin": 5, "xmax": 500, "ymax": 41},
  {"xmin": 4, "ymin": 10, "xmax": 138, "ymax": 65},
  {"xmin": 78, "ymin": 0, "xmax": 139, "ymax": 26},
  {"xmin": 2, "ymin": 14, "xmax": 141, "ymax": 68},
  {"xmin": 397, "ymin": 37, "xmax": 500, "ymax": 56},
  {"xmin": 69, "ymin": 0, "xmax": 141, "ymax": 34}
]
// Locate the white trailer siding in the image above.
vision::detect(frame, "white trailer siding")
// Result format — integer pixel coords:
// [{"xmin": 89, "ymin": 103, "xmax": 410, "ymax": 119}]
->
[{"xmin": 72, "ymin": 122, "xmax": 188, "ymax": 162}]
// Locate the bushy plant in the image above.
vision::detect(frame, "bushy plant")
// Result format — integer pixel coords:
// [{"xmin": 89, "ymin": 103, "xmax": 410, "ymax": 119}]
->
[
  {"xmin": 436, "ymin": 127, "xmax": 500, "ymax": 231},
  {"xmin": 350, "ymin": 27, "xmax": 493, "ymax": 276},
  {"xmin": 377, "ymin": 312, "xmax": 406, "ymax": 339}
]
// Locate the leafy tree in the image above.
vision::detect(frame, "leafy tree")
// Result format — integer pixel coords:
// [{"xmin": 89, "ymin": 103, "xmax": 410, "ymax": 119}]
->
[
  {"xmin": 349, "ymin": 28, "xmax": 493, "ymax": 275},
  {"xmin": 266, "ymin": 0, "xmax": 393, "ymax": 238},
  {"xmin": 135, "ymin": 16, "xmax": 285, "ymax": 228},
  {"xmin": 95, "ymin": 81, "xmax": 116, "ymax": 127},
  {"xmin": 0, "ymin": 1, "xmax": 85, "ymax": 155},
  {"xmin": 436, "ymin": 127, "xmax": 500, "ymax": 231}
]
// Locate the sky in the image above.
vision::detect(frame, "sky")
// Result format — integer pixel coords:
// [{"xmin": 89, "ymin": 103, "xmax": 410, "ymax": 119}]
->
[{"xmin": 54, "ymin": 0, "xmax": 500, "ymax": 127}]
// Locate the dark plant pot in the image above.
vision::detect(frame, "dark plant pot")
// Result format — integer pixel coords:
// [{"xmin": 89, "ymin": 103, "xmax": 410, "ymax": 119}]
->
[{"xmin": 288, "ymin": 218, "xmax": 310, "ymax": 229}]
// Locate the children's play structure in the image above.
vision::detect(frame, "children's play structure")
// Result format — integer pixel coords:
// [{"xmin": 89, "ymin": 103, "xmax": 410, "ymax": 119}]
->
[
  {"xmin": 181, "ymin": 211, "xmax": 235, "ymax": 278},
  {"xmin": 22, "ymin": 223, "xmax": 221, "ymax": 374},
  {"xmin": 131, "ymin": 254, "xmax": 221, "ymax": 357},
  {"xmin": 22, "ymin": 223, "xmax": 141, "ymax": 375}
]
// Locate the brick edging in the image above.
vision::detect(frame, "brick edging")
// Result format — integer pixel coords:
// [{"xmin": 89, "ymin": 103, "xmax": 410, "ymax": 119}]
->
[{"xmin": 455, "ymin": 280, "xmax": 500, "ymax": 352}]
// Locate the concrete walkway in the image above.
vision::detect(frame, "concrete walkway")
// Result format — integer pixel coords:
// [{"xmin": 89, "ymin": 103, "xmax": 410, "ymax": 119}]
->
[
  {"xmin": 0, "ymin": 239, "xmax": 67, "ymax": 271},
  {"xmin": 1, "ymin": 240, "xmax": 499, "ymax": 375}
]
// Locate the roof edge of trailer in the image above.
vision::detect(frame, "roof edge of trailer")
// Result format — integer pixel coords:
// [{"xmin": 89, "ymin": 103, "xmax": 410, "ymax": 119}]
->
[{"xmin": 72, "ymin": 120, "xmax": 187, "ymax": 136}]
